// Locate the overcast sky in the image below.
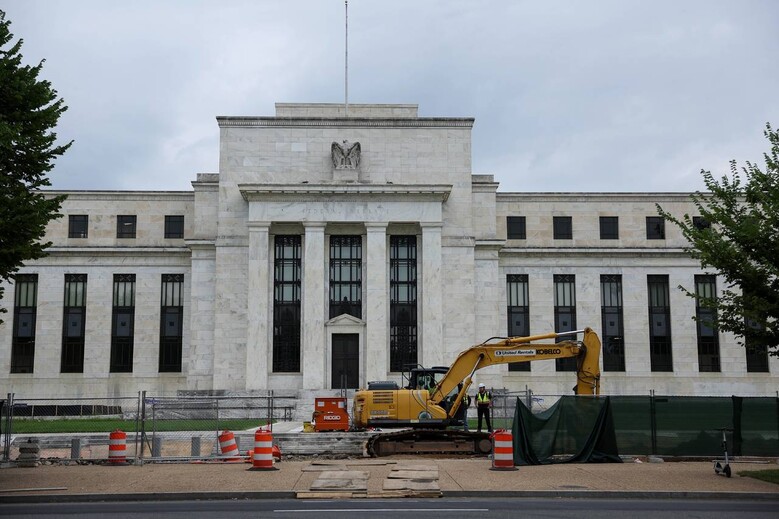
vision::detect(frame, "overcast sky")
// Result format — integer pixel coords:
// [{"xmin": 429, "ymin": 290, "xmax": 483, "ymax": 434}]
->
[{"xmin": 5, "ymin": 0, "xmax": 779, "ymax": 193}]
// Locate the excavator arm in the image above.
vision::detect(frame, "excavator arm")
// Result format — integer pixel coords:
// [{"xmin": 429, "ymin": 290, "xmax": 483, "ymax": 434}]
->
[
  {"xmin": 352, "ymin": 327, "xmax": 602, "ymax": 456},
  {"xmin": 429, "ymin": 327, "xmax": 601, "ymax": 420}
]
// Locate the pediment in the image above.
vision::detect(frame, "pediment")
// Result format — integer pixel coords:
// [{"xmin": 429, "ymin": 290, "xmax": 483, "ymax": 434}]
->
[{"xmin": 325, "ymin": 313, "xmax": 366, "ymax": 327}]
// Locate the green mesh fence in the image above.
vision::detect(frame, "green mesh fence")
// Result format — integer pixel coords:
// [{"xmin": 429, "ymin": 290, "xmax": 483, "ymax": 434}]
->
[
  {"xmin": 514, "ymin": 395, "xmax": 779, "ymax": 460},
  {"xmin": 736, "ymin": 397, "xmax": 779, "ymax": 457},
  {"xmin": 610, "ymin": 396, "xmax": 652, "ymax": 454},
  {"xmin": 651, "ymin": 396, "xmax": 732, "ymax": 456},
  {"xmin": 608, "ymin": 395, "xmax": 779, "ymax": 457},
  {"xmin": 513, "ymin": 396, "xmax": 622, "ymax": 465}
]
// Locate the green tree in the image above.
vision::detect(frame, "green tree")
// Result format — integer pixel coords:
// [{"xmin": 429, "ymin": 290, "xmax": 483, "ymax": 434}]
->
[
  {"xmin": 657, "ymin": 123, "xmax": 778, "ymax": 357},
  {"xmin": 0, "ymin": 9, "xmax": 71, "ymax": 323}
]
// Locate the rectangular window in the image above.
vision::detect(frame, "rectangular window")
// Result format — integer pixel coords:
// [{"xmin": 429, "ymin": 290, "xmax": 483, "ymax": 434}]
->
[
  {"xmin": 742, "ymin": 288, "xmax": 769, "ymax": 372},
  {"xmin": 329, "ymin": 236, "xmax": 362, "ymax": 319},
  {"xmin": 745, "ymin": 319, "xmax": 769, "ymax": 373},
  {"xmin": 647, "ymin": 275, "xmax": 673, "ymax": 371},
  {"xmin": 390, "ymin": 235, "xmax": 418, "ymax": 372},
  {"xmin": 110, "ymin": 274, "xmax": 135, "ymax": 373},
  {"xmin": 646, "ymin": 217, "xmax": 665, "ymax": 240},
  {"xmin": 599, "ymin": 216, "xmax": 619, "ymax": 240},
  {"xmin": 554, "ymin": 274, "xmax": 577, "ymax": 371},
  {"xmin": 117, "ymin": 215, "xmax": 137, "ymax": 239},
  {"xmin": 164, "ymin": 215, "xmax": 184, "ymax": 239},
  {"xmin": 600, "ymin": 275, "xmax": 625, "ymax": 371},
  {"xmin": 165, "ymin": 215, "xmax": 184, "ymax": 238},
  {"xmin": 61, "ymin": 274, "xmax": 87, "ymax": 373},
  {"xmin": 273, "ymin": 235, "xmax": 301, "ymax": 372},
  {"xmin": 159, "ymin": 274, "xmax": 184, "ymax": 372},
  {"xmin": 695, "ymin": 275, "xmax": 720, "ymax": 372},
  {"xmin": 693, "ymin": 216, "xmax": 711, "ymax": 230},
  {"xmin": 11, "ymin": 274, "xmax": 38, "ymax": 373},
  {"xmin": 507, "ymin": 216, "xmax": 526, "ymax": 240},
  {"xmin": 507, "ymin": 274, "xmax": 530, "ymax": 372},
  {"xmin": 553, "ymin": 216, "xmax": 573, "ymax": 240},
  {"xmin": 68, "ymin": 215, "xmax": 88, "ymax": 238}
]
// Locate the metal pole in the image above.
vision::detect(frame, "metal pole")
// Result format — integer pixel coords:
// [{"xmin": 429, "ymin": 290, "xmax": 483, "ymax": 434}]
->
[
  {"xmin": 649, "ymin": 389, "xmax": 657, "ymax": 456},
  {"xmin": 344, "ymin": 0, "xmax": 349, "ymax": 116},
  {"xmin": 134, "ymin": 391, "xmax": 141, "ymax": 462},
  {"xmin": 2, "ymin": 393, "xmax": 13, "ymax": 461},
  {"xmin": 139, "ymin": 390, "xmax": 146, "ymax": 465}
]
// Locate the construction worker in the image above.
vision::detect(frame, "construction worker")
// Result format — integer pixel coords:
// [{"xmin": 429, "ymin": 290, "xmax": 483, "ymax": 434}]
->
[
  {"xmin": 456, "ymin": 383, "xmax": 471, "ymax": 431},
  {"xmin": 476, "ymin": 383, "xmax": 492, "ymax": 433}
]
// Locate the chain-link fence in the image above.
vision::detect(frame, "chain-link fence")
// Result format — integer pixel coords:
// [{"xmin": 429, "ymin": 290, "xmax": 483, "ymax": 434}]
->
[
  {"xmin": 3, "ymin": 390, "xmax": 777, "ymax": 462},
  {"xmin": 1, "ymin": 391, "xmax": 292, "ymax": 464}
]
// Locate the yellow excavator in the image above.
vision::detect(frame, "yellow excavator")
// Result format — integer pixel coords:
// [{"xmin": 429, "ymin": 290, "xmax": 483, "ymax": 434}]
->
[{"xmin": 352, "ymin": 328, "xmax": 602, "ymax": 456}]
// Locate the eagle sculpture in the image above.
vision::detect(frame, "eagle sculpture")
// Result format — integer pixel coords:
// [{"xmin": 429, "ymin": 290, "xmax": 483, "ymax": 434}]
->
[{"xmin": 331, "ymin": 140, "xmax": 361, "ymax": 169}]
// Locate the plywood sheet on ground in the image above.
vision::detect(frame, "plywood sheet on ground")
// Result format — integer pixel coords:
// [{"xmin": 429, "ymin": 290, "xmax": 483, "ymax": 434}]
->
[
  {"xmin": 302, "ymin": 464, "xmax": 347, "ymax": 472},
  {"xmin": 387, "ymin": 470, "xmax": 438, "ymax": 480},
  {"xmin": 310, "ymin": 478, "xmax": 368, "ymax": 491},
  {"xmin": 394, "ymin": 464, "xmax": 438, "ymax": 471},
  {"xmin": 316, "ymin": 470, "xmax": 368, "ymax": 480},
  {"xmin": 383, "ymin": 478, "xmax": 440, "ymax": 491}
]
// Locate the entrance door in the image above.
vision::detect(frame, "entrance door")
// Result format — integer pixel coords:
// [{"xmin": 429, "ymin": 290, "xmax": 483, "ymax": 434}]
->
[{"xmin": 332, "ymin": 333, "xmax": 359, "ymax": 389}]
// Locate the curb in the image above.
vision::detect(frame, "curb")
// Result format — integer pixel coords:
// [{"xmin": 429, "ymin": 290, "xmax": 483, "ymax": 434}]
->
[
  {"xmin": 2, "ymin": 490, "xmax": 778, "ymax": 504},
  {"xmin": 442, "ymin": 490, "xmax": 779, "ymax": 501}
]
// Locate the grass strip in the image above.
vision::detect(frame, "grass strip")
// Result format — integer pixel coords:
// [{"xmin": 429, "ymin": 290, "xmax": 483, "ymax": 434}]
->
[
  {"xmin": 738, "ymin": 469, "xmax": 779, "ymax": 485},
  {"xmin": 12, "ymin": 418, "xmax": 269, "ymax": 434}
]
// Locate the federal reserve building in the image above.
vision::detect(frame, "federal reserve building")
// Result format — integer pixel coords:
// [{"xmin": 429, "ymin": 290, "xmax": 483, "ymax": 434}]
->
[{"xmin": 1, "ymin": 103, "xmax": 776, "ymax": 399}]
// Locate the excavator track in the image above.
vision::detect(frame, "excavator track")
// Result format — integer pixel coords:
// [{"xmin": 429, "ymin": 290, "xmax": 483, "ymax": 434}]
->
[{"xmin": 366, "ymin": 428, "xmax": 493, "ymax": 457}]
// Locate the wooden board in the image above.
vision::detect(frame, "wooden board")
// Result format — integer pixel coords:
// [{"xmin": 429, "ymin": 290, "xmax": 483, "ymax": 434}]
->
[
  {"xmin": 387, "ymin": 470, "xmax": 438, "ymax": 480},
  {"xmin": 316, "ymin": 470, "xmax": 369, "ymax": 480},
  {"xmin": 383, "ymin": 479, "xmax": 440, "ymax": 491}
]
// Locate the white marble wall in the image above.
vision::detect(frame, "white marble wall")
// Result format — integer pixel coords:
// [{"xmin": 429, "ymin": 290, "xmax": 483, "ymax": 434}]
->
[
  {"xmin": 3, "ymin": 105, "xmax": 776, "ymax": 399},
  {"xmin": 0, "ymin": 192, "xmax": 194, "ymax": 398},
  {"xmin": 495, "ymin": 192, "xmax": 778, "ymax": 396}
]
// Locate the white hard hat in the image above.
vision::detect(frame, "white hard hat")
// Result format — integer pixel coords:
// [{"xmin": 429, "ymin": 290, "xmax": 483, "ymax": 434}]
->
[{"xmin": 478, "ymin": 383, "xmax": 485, "ymax": 388}]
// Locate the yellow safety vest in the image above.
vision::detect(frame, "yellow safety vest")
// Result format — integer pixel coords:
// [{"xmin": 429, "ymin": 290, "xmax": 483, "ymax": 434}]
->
[{"xmin": 477, "ymin": 391, "xmax": 491, "ymax": 405}]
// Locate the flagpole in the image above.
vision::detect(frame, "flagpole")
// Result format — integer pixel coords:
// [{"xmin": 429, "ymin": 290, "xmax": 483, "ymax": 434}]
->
[{"xmin": 345, "ymin": 0, "xmax": 349, "ymax": 117}]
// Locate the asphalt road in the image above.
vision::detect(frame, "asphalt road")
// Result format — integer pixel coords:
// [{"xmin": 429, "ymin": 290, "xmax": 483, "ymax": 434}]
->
[{"xmin": 2, "ymin": 497, "xmax": 777, "ymax": 519}]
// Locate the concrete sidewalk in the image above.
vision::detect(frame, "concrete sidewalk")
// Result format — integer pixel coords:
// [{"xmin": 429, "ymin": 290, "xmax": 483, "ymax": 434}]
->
[{"xmin": 1, "ymin": 458, "xmax": 778, "ymax": 502}]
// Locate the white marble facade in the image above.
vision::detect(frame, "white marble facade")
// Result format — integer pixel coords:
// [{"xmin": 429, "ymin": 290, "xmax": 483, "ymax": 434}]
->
[{"xmin": 0, "ymin": 103, "xmax": 776, "ymax": 398}]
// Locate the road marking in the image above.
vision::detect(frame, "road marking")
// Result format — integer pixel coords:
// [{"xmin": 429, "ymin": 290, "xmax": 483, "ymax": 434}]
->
[{"xmin": 274, "ymin": 509, "xmax": 489, "ymax": 513}]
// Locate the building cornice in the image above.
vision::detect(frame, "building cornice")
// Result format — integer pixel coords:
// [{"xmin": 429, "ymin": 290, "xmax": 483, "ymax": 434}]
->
[
  {"xmin": 475, "ymin": 239, "xmax": 506, "ymax": 251},
  {"xmin": 217, "ymin": 116, "xmax": 474, "ymax": 129},
  {"xmin": 500, "ymin": 246, "xmax": 691, "ymax": 257},
  {"xmin": 238, "ymin": 183, "xmax": 452, "ymax": 202},
  {"xmin": 497, "ymin": 192, "xmax": 705, "ymax": 203},
  {"xmin": 39, "ymin": 190, "xmax": 194, "ymax": 201},
  {"xmin": 45, "ymin": 246, "xmax": 191, "ymax": 256}
]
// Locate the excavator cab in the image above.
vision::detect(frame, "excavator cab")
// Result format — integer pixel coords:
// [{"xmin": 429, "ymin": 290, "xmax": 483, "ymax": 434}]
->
[{"xmin": 403, "ymin": 366, "xmax": 449, "ymax": 391}]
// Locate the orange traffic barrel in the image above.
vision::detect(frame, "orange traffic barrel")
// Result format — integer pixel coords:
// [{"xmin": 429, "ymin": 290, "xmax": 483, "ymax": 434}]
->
[
  {"xmin": 251, "ymin": 428, "xmax": 276, "ymax": 470},
  {"xmin": 491, "ymin": 430, "xmax": 518, "ymax": 471},
  {"xmin": 218, "ymin": 430, "xmax": 240, "ymax": 461},
  {"xmin": 108, "ymin": 430, "xmax": 127, "ymax": 464}
]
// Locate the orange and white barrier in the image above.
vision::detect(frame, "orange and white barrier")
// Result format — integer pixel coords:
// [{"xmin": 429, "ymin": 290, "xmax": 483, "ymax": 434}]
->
[
  {"xmin": 218, "ymin": 430, "xmax": 240, "ymax": 461},
  {"xmin": 491, "ymin": 430, "xmax": 517, "ymax": 471},
  {"xmin": 252, "ymin": 428, "xmax": 275, "ymax": 470},
  {"xmin": 108, "ymin": 429, "xmax": 127, "ymax": 464}
]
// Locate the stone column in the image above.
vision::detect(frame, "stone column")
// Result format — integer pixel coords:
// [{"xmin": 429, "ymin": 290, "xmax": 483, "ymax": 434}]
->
[
  {"xmin": 421, "ymin": 223, "xmax": 444, "ymax": 368},
  {"xmin": 186, "ymin": 241, "xmax": 216, "ymax": 390},
  {"xmin": 365, "ymin": 223, "xmax": 388, "ymax": 383},
  {"xmin": 246, "ymin": 222, "xmax": 270, "ymax": 390},
  {"xmin": 302, "ymin": 223, "xmax": 326, "ymax": 389}
]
